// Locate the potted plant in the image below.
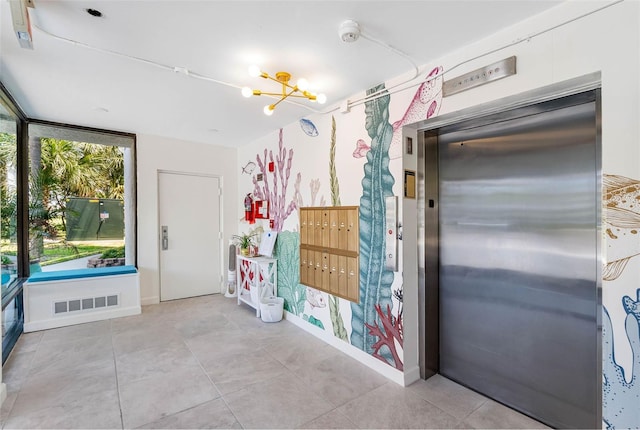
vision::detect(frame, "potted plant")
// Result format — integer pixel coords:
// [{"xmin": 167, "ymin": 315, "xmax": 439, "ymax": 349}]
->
[{"xmin": 233, "ymin": 232, "xmax": 257, "ymax": 256}]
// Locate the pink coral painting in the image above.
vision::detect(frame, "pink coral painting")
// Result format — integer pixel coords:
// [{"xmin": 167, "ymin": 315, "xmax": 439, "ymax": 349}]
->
[{"xmin": 252, "ymin": 129, "xmax": 300, "ymax": 232}]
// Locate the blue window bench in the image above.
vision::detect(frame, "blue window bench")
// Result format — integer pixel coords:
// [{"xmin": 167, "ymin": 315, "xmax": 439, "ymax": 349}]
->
[
  {"xmin": 27, "ymin": 265, "xmax": 138, "ymax": 283},
  {"xmin": 24, "ymin": 265, "xmax": 141, "ymax": 332}
]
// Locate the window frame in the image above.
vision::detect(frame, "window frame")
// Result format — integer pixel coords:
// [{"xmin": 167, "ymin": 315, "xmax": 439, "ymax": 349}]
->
[
  {"xmin": 26, "ymin": 120, "xmax": 137, "ymax": 269},
  {"xmin": 1, "ymin": 81, "xmax": 28, "ymax": 363}
]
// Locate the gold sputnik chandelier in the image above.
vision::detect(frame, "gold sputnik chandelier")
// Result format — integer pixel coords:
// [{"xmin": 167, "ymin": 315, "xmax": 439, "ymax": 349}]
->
[{"xmin": 241, "ymin": 65, "xmax": 327, "ymax": 115}]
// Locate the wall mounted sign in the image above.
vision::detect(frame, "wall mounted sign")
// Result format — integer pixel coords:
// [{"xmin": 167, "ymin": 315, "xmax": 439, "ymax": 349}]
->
[
  {"xmin": 443, "ymin": 56, "xmax": 516, "ymax": 97},
  {"xmin": 404, "ymin": 170, "xmax": 416, "ymax": 199}
]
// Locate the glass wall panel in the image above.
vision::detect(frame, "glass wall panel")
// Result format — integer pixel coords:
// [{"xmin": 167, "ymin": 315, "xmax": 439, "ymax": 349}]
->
[
  {"xmin": 1, "ymin": 93, "xmax": 22, "ymax": 362},
  {"xmin": 1, "ymin": 103, "xmax": 18, "ymax": 298}
]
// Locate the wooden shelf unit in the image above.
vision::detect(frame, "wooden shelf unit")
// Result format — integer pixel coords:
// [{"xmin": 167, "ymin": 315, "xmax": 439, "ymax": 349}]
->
[{"xmin": 299, "ymin": 206, "xmax": 359, "ymax": 303}]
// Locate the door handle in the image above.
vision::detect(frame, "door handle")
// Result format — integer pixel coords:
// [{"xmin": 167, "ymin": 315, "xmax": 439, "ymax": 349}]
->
[{"xmin": 161, "ymin": 226, "xmax": 169, "ymax": 250}]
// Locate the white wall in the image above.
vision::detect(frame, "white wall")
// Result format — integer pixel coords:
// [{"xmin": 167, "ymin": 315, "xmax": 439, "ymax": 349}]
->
[{"xmin": 136, "ymin": 134, "xmax": 237, "ymax": 304}]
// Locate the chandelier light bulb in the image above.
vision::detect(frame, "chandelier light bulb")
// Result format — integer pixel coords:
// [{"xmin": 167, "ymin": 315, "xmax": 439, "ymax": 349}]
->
[
  {"xmin": 296, "ymin": 78, "xmax": 309, "ymax": 91},
  {"xmin": 242, "ymin": 68, "xmax": 323, "ymax": 113},
  {"xmin": 248, "ymin": 64, "xmax": 261, "ymax": 78}
]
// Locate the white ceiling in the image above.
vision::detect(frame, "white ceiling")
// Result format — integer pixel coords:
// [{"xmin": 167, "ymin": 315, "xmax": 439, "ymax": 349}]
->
[{"xmin": 0, "ymin": 0, "xmax": 563, "ymax": 148}]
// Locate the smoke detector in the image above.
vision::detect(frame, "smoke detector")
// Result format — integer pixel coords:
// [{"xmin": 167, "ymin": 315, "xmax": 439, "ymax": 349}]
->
[{"xmin": 339, "ymin": 20, "xmax": 360, "ymax": 43}]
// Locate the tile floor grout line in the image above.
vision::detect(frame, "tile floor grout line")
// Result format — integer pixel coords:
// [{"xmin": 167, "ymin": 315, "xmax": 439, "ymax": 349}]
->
[
  {"xmin": 110, "ymin": 319, "xmax": 126, "ymax": 430},
  {"xmin": 250, "ymin": 322, "xmax": 396, "ymax": 428},
  {"xmin": 267, "ymin": 343, "xmax": 367, "ymax": 430},
  {"xmin": 459, "ymin": 396, "xmax": 489, "ymax": 424},
  {"xmin": 180, "ymin": 324, "xmax": 246, "ymax": 429},
  {"xmin": 1, "ymin": 333, "xmax": 42, "ymax": 429},
  {"xmin": 2, "ymin": 387, "xmax": 20, "ymax": 429},
  {"xmin": 276, "ymin": 354, "xmax": 339, "ymax": 428},
  {"xmin": 406, "ymin": 383, "xmax": 471, "ymax": 426}
]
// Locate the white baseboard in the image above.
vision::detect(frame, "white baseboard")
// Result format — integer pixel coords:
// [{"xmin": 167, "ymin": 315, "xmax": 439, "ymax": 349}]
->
[
  {"xmin": 24, "ymin": 306, "xmax": 141, "ymax": 332},
  {"xmin": 403, "ymin": 364, "xmax": 421, "ymax": 386},
  {"xmin": 141, "ymin": 296, "xmax": 160, "ymax": 306},
  {"xmin": 284, "ymin": 311, "xmax": 406, "ymax": 386}
]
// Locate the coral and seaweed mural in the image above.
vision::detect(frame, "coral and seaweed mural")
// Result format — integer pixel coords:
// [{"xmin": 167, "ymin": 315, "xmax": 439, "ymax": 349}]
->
[
  {"xmin": 352, "ymin": 139, "xmax": 370, "ymax": 159},
  {"xmin": 329, "ymin": 295, "xmax": 348, "ymax": 342},
  {"xmin": 328, "ymin": 114, "xmax": 349, "ymax": 341},
  {"xmin": 245, "ymin": 74, "xmax": 437, "ymax": 370},
  {"xmin": 350, "ymin": 83, "xmax": 400, "ymax": 369},
  {"xmin": 329, "ymin": 116, "xmax": 341, "ymax": 207},
  {"xmin": 365, "ymin": 304, "xmax": 404, "ymax": 370},
  {"xmin": 293, "ymin": 178, "xmax": 326, "ymax": 209},
  {"xmin": 274, "ymin": 230, "xmax": 306, "ymax": 315},
  {"xmin": 252, "ymin": 129, "xmax": 299, "ymax": 232},
  {"xmin": 603, "ymin": 290, "xmax": 640, "ymax": 429}
]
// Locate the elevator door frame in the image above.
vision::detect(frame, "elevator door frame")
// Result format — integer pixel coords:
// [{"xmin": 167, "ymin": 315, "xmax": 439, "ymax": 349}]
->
[{"xmin": 409, "ymin": 73, "xmax": 602, "ymax": 426}]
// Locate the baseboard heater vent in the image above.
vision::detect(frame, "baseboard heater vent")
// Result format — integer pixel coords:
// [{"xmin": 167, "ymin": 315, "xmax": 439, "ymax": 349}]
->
[{"xmin": 53, "ymin": 294, "xmax": 119, "ymax": 314}]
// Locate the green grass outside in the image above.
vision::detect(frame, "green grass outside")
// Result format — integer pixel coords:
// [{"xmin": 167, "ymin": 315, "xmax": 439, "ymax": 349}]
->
[
  {"xmin": 1, "ymin": 240, "xmax": 121, "ymax": 266},
  {"xmin": 39, "ymin": 250, "xmax": 109, "ymax": 267}
]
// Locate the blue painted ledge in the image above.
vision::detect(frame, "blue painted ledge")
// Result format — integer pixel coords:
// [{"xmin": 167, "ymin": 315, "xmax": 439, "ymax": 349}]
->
[{"xmin": 27, "ymin": 265, "xmax": 138, "ymax": 283}]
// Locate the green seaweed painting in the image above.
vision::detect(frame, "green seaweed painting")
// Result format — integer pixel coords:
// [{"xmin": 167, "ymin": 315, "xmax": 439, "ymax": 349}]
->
[
  {"xmin": 274, "ymin": 230, "xmax": 306, "ymax": 315},
  {"xmin": 303, "ymin": 314, "xmax": 325, "ymax": 330},
  {"xmin": 350, "ymin": 84, "xmax": 396, "ymax": 362},
  {"xmin": 330, "ymin": 295, "xmax": 348, "ymax": 341},
  {"xmin": 329, "ymin": 115, "xmax": 341, "ymax": 207},
  {"xmin": 327, "ymin": 114, "xmax": 349, "ymax": 341}
]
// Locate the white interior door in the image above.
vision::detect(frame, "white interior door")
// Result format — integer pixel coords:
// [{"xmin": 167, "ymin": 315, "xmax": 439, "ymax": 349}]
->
[{"xmin": 159, "ymin": 171, "xmax": 222, "ymax": 301}]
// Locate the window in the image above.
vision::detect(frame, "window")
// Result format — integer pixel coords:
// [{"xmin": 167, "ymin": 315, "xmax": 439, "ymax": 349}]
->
[
  {"xmin": 26, "ymin": 123, "xmax": 136, "ymax": 274},
  {"xmin": 1, "ymin": 86, "xmax": 25, "ymax": 363}
]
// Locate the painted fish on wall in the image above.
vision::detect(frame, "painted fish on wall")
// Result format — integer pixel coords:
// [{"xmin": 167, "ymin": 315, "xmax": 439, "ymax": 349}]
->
[
  {"xmin": 388, "ymin": 66, "xmax": 444, "ymax": 160},
  {"xmin": 300, "ymin": 118, "xmax": 319, "ymax": 137},
  {"xmin": 306, "ymin": 287, "xmax": 327, "ymax": 308},
  {"xmin": 603, "ymin": 174, "xmax": 640, "ymax": 280},
  {"xmin": 241, "ymin": 161, "xmax": 256, "ymax": 175}
]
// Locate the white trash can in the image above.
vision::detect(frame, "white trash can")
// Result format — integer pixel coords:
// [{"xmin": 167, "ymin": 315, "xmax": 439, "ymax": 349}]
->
[{"xmin": 260, "ymin": 296, "xmax": 284, "ymax": 323}]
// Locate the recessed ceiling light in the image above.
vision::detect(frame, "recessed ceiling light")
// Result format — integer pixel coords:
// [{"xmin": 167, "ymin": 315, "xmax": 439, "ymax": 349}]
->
[{"xmin": 86, "ymin": 8, "xmax": 103, "ymax": 17}]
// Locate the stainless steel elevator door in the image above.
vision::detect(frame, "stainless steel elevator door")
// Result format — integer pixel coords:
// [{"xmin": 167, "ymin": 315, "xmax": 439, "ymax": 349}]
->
[{"xmin": 438, "ymin": 99, "xmax": 598, "ymax": 429}]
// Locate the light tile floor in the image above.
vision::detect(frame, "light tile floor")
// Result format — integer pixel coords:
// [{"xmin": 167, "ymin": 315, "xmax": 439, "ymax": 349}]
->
[{"xmin": 1, "ymin": 294, "xmax": 550, "ymax": 429}]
